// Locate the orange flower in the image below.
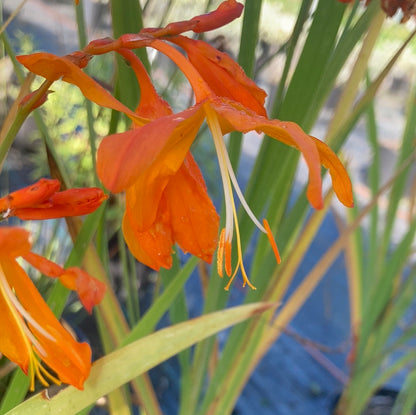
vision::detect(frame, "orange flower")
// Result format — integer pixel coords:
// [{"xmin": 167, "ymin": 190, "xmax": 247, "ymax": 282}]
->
[
  {"xmin": 16, "ymin": 1, "xmax": 353, "ymax": 289},
  {"xmin": 0, "ymin": 226, "xmax": 105, "ymax": 390},
  {"xmin": 0, "ymin": 178, "xmax": 108, "ymax": 220},
  {"xmin": 95, "ymin": 38, "xmax": 353, "ymax": 288}
]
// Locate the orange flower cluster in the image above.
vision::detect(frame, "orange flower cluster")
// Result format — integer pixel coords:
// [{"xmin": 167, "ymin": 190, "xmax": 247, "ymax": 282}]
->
[
  {"xmin": 0, "ymin": 180, "xmax": 107, "ymax": 390},
  {"xmin": 339, "ymin": 0, "xmax": 416, "ymax": 22},
  {"xmin": 17, "ymin": 0, "xmax": 353, "ymax": 291}
]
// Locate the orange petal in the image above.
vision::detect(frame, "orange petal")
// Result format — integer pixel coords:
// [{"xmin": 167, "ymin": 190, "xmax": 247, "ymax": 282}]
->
[
  {"xmin": 116, "ymin": 48, "xmax": 172, "ymax": 120},
  {"xmin": 165, "ymin": 153, "xmax": 219, "ymax": 263},
  {"xmin": 22, "ymin": 252, "xmax": 106, "ymax": 313},
  {"xmin": 0, "ymin": 261, "xmax": 32, "ymax": 373},
  {"xmin": 190, "ymin": 0, "xmax": 244, "ymax": 33},
  {"xmin": 22, "ymin": 252, "xmax": 63, "ymax": 278},
  {"xmin": 124, "ymin": 170, "xmax": 169, "ymax": 232},
  {"xmin": 97, "ymin": 104, "xmax": 205, "ymax": 193},
  {"xmin": 16, "ymin": 53, "xmax": 146, "ymax": 126},
  {"xmin": 60, "ymin": 268, "xmax": 106, "ymax": 313},
  {"xmin": 262, "ymin": 219, "xmax": 281, "ymax": 264},
  {"xmin": 1, "ymin": 256, "xmax": 91, "ymax": 389},
  {"xmin": 171, "ymin": 36, "xmax": 267, "ymax": 116},
  {"xmin": 311, "ymin": 137, "xmax": 354, "ymax": 207},
  {"xmin": 0, "ymin": 227, "xmax": 32, "ymax": 258},
  {"xmin": 19, "ymin": 89, "xmax": 53, "ymax": 111},
  {"xmin": 141, "ymin": 0, "xmax": 243, "ymax": 37},
  {"xmin": 13, "ymin": 187, "xmax": 107, "ymax": 220},
  {"xmin": 122, "ymin": 199, "xmax": 174, "ymax": 270},
  {"xmin": 0, "ymin": 178, "xmax": 60, "ymax": 212}
]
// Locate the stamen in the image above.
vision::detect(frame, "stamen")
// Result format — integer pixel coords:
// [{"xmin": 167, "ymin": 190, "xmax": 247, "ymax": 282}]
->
[
  {"xmin": 217, "ymin": 229, "xmax": 225, "ymax": 278},
  {"xmin": 225, "ymin": 201, "xmax": 256, "ymax": 290},
  {"xmin": 217, "ymin": 229, "xmax": 233, "ymax": 278},
  {"xmin": 33, "ymin": 355, "xmax": 50, "ymax": 388},
  {"xmin": 224, "ymin": 237, "xmax": 232, "ymax": 277},
  {"xmin": 222, "ymin": 144, "xmax": 267, "ymax": 234},
  {"xmin": 37, "ymin": 358, "xmax": 61, "ymax": 386},
  {"xmin": 205, "ymin": 104, "xmax": 234, "ymax": 240},
  {"xmin": 28, "ymin": 351, "xmax": 61, "ymax": 391},
  {"xmin": 205, "ymin": 104, "xmax": 274, "ymax": 289},
  {"xmin": 29, "ymin": 354, "xmax": 36, "ymax": 391}
]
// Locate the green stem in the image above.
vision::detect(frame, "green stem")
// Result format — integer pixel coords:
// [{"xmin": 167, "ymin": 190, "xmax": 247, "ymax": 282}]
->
[
  {"xmin": 325, "ymin": 9, "xmax": 385, "ymax": 146},
  {"xmin": 0, "ymin": 76, "xmax": 51, "ymax": 171}
]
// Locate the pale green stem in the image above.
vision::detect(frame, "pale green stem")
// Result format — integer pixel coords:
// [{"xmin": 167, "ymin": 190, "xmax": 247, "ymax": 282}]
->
[
  {"xmin": 326, "ymin": 9, "xmax": 385, "ymax": 146},
  {"xmin": 0, "ymin": 76, "xmax": 51, "ymax": 172}
]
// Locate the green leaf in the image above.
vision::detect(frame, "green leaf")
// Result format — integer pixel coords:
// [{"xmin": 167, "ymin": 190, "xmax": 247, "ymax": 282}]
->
[{"xmin": 5, "ymin": 302, "xmax": 274, "ymax": 415}]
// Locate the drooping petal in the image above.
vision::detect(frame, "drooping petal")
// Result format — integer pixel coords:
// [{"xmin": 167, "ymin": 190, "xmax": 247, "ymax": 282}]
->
[
  {"xmin": 165, "ymin": 153, "xmax": 219, "ymax": 263},
  {"xmin": 211, "ymin": 99, "xmax": 324, "ymax": 209},
  {"xmin": 22, "ymin": 252, "xmax": 106, "ymax": 313},
  {"xmin": 310, "ymin": 137, "xmax": 354, "ymax": 207},
  {"xmin": 97, "ymin": 104, "xmax": 205, "ymax": 193},
  {"xmin": 171, "ymin": 36, "xmax": 267, "ymax": 116},
  {"xmin": 210, "ymin": 98, "xmax": 353, "ymax": 209},
  {"xmin": 17, "ymin": 53, "xmax": 146, "ymax": 126},
  {"xmin": 13, "ymin": 187, "xmax": 108, "ymax": 220},
  {"xmin": 1, "ymin": 256, "xmax": 91, "ymax": 389},
  {"xmin": 122, "ymin": 197, "xmax": 174, "ymax": 270}
]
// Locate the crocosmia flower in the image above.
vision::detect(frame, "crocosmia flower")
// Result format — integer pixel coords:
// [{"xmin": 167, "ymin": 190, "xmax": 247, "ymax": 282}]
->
[
  {"xmin": 0, "ymin": 226, "xmax": 105, "ymax": 390},
  {"xmin": 17, "ymin": 0, "xmax": 354, "ymax": 289}
]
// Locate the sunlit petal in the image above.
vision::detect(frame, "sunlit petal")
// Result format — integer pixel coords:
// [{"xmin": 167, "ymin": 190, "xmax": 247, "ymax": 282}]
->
[{"xmin": 97, "ymin": 104, "xmax": 205, "ymax": 193}]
